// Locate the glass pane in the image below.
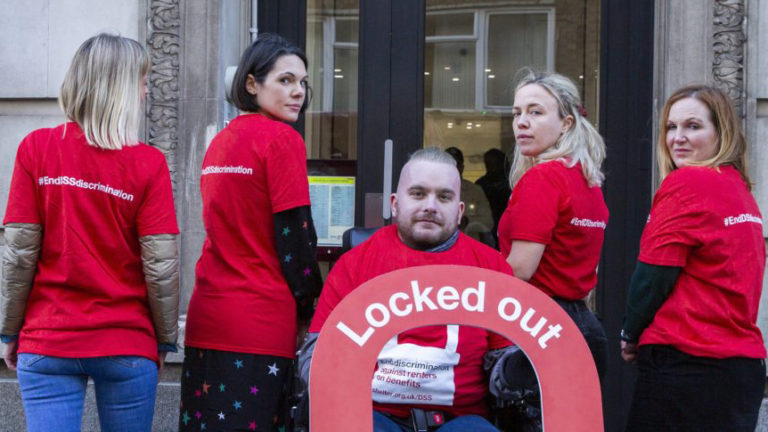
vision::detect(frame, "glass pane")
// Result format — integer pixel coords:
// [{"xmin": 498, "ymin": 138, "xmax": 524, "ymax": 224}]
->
[
  {"xmin": 426, "ymin": 12, "xmax": 474, "ymax": 36},
  {"xmin": 335, "ymin": 18, "xmax": 358, "ymax": 43},
  {"xmin": 305, "ymin": 1, "xmax": 359, "ymax": 160},
  {"xmin": 425, "ymin": 41, "xmax": 475, "ymax": 109},
  {"xmin": 486, "ymin": 13, "xmax": 548, "ymax": 107},
  {"xmin": 332, "ymin": 48, "xmax": 357, "ymax": 112}
]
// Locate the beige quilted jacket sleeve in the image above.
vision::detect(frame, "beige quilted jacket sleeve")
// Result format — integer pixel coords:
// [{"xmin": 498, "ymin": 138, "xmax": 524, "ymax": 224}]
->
[
  {"xmin": 1, "ymin": 223, "xmax": 42, "ymax": 336},
  {"xmin": 139, "ymin": 234, "xmax": 180, "ymax": 346}
]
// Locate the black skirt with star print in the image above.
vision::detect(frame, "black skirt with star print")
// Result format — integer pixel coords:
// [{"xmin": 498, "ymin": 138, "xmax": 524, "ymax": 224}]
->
[{"xmin": 179, "ymin": 347, "xmax": 292, "ymax": 432}]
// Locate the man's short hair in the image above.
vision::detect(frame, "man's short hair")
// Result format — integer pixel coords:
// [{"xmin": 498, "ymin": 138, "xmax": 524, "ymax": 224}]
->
[{"xmin": 408, "ymin": 147, "xmax": 457, "ymax": 167}]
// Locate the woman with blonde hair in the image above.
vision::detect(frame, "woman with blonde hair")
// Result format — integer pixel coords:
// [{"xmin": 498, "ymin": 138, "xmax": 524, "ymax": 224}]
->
[
  {"xmin": 495, "ymin": 70, "xmax": 608, "ymax": 428},
  {"xmin": 621, "ymin": 85, "xmax": 765, "ymax": 431},
  {"xmin": 1, "ymin": 33, "xmax": 179, "ymax": 432}
]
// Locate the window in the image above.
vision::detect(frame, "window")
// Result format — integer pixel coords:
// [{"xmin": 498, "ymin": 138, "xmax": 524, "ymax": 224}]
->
[
  {"xmin": 424, "ymin": 7, "xmax": 555, "ymax": 181},
  {"xmin": 306, "ymin": 3, "xmax": 360, "ymax": 160}
]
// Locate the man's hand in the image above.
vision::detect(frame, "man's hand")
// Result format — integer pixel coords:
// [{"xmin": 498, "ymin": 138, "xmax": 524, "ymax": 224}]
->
[
  {"xmin": 2, "ymin": 340, "xmax": 19, "ymax": 370},
  {"xmin": 158, "ymin": 351, "xmax": 167, "ymax": 372},
  {"xmin": 620, "ymin": 340, "xmax": 638, "ymax": 363}
]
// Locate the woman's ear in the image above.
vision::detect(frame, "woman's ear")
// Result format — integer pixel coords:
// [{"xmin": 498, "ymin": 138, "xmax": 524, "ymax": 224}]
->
[
  {"xmin": 245, "ymin": 74, "xmax": 259, "ymax": 96},
  {"xmin": 562, "ymin": 115, "xmax": 575, "ymax": 133}
]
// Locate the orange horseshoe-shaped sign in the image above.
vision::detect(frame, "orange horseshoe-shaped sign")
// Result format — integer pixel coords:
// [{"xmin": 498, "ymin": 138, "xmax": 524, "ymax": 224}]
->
[{"xmin": 309, "ymin": 265, "xmax": 603, "ymax": 431}]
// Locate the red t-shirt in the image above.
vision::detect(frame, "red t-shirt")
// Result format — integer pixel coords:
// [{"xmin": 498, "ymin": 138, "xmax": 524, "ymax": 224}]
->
[
  {"xmin": 310, "ymin": 225, "xmax": 513, "ymax": 417},
  {"xmin": 3, "ymin": 123, "xmax": 179, "ymax": 361},
  {"xmin": 185, "ymin": 114, "xmax": 310, "ymax": 358},
  {"xmin": 498, "ymin": 161, "xmax": 608, "ymax": 300},
  {"xmin": 637, "ymin": 166, "xmax": 766, "ymax": 359}
]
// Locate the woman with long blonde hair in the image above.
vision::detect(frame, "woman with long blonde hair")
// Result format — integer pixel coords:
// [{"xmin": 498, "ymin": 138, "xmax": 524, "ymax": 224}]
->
[{"xmin": 496, "ymin": 70, "xmax": 608, "ymax": 429}]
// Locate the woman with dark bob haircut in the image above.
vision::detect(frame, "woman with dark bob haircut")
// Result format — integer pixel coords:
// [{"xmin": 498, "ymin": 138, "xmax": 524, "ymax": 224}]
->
[
  {"xmin": 621, "ymin": 85, "xmax": 766, "ymax": 431},
  {"xmin": 180, "ymin": 33, "xmax": 322, "ymax": 431}
]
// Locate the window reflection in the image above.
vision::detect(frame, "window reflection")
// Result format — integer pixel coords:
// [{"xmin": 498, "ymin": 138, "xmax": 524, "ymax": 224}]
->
[
  {"xmin": 424, "ymin": 5, "xmax": 555, "ymax": 181},
  {"xmin": 306, "ymin": 1, "xmax": 359, "ymax": 160}
]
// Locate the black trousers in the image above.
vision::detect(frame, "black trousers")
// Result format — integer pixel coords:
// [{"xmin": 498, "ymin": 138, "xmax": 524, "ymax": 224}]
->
[
  {"xmin": 553, "ymin": 298, "xmax": 607, "ymax": 382},
  {"xmin": 626, "ymin": 344, "xmax": 765, "ymax": 432},
  {"xmin": 179, "ymin": 347, "xmax": 292, "ymax": 432}
]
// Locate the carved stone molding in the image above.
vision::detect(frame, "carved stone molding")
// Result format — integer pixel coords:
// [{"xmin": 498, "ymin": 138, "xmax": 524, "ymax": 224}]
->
[
  {"xmin": 146, "ymin": 0, "xmax": 181, "ymax": 194},
  {"xmin": 713, "ymin": 0, "xmax": 746, "ymax": 115}
]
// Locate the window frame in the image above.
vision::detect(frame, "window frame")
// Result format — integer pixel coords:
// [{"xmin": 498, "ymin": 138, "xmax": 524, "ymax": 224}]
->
[
  {"xmin": 483, "ymin": 7, "xmax": 556, "ymax": 111},
  {"xmin": 423, "ymin": 6, "xmax": 556, "ymax": 113}
]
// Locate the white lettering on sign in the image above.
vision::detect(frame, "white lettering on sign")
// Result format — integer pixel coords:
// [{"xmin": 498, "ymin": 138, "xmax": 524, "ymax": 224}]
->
[
  {"xmin": 337, "ymin": 280, "xmax": 485, "ymax": 347},
  {"xmin": 336, "ymin": 280, "xmax": 563, "ymax": 350},
  {"xmin": 498, "ymin": 297, "xmax": 563, "ymax": 348}
]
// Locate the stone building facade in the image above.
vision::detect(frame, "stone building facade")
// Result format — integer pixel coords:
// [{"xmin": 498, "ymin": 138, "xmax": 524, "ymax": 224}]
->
[{"xmin": 0, "ymin": 0, "xmax": 766, "ymax": 430}]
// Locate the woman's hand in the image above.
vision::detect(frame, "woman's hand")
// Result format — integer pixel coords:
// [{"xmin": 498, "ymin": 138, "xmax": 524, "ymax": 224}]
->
[
  {"xmin": 2, "ymin": 340, "xmax": 18, "ymax": 370},
  {"xmin": 620, "ymin": 340, "xmax": 638, "ymax": 363}
]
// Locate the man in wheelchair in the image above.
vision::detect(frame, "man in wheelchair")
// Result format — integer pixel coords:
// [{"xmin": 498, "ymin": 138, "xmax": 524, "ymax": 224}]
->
[{"xmin": 296, "ymin": 148, "xmax": 539, "ymax": 432}]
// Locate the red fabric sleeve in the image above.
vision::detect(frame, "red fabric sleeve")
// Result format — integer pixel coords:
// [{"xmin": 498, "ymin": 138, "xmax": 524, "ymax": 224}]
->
[
  {"xmin": 265, "ymin": 128, "xmax": 310, "ymax": 214},
  {"xmin": 3, "ymin": 137, "xmax": 41, "ymax": 224},
  {"xmin": 638, "ymin": 172, "xmax": 704, "ymax": 267},
  {"xmin": 504, "ymin": 167, "xmax": 561, "ymax": 245},
  {"xmin": 136, "ymin": 150, "xmax": 179, "ymax": 236}
]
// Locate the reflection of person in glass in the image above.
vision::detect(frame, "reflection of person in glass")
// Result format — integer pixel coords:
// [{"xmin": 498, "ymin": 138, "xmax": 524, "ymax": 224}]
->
[
  {"xmin": 181, "ymin": 33, "xmax": 323, "ymax": 431},
  {"xmin": 445, "ymin": 146, "xmax": 494, "ymax": 244},
  {"xmin": 475, "ymin": 148, "xmax": 511, "ymax": 239},
  {"xmin": 1, "ymin": 33, "xmax": 179, "ymax": 432},
  {"xmin": 621, "ymin": 85, "xmax": 766, "ymax": 432},
  {"xmin": 497, "ymin": 71, "xmax": 608, "ymax": 428}
]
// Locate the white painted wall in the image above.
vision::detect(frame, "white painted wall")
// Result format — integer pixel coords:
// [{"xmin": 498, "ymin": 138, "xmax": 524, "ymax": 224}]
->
[
  {"xmin": 0, "ymin": 0, "xmax": 141, "ymax": 219},
  {"xmin": 0, "ymin": 0, "xmax": 140, "ymax": 98}
]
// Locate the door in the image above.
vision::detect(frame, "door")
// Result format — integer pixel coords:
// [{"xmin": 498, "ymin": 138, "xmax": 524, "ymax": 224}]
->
[{"xmin": 262, "ymin": 2, "xmax": 656, "ymax": 430}]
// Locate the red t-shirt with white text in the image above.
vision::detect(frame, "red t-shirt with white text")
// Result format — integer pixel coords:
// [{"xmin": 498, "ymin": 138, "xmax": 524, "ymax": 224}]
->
[
  {"xmin": 185, "ymin": 114, "xmax": 310, "ymax": 358},
  {"xmin": 498, "ymin": 161, "xmax": 608, "ymax": 300},
  {"xmin": 3, "ymin": 123, "xmax": 179, "ymax": 361},
  {"xmin": 310, "ymin": 225, "xmax": 514, "ymax": 417},
  {"xmin": 638, "ymin": 166, "xmax": 766, "ymax": 359}
]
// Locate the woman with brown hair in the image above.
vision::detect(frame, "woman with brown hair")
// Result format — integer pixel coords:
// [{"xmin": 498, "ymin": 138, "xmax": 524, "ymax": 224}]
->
[{"xmin": 621, "ymin": 85, "xmax": 766, "ymax": 431}]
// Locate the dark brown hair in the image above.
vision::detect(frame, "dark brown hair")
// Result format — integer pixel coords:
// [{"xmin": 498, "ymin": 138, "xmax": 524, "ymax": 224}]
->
[{"xmin": 230, "ymin": 33, "xmax": 311, "ymax": 113}]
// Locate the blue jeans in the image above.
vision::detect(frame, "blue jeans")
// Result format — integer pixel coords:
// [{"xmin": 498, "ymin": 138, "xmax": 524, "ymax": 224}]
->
[
  {"xmin": 16, "ymin": 353, "xmax": 158, "ymax": 432},
  {"xmin": 373, "ymin": 411, "xmax": 499, "ymax": 431}
]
